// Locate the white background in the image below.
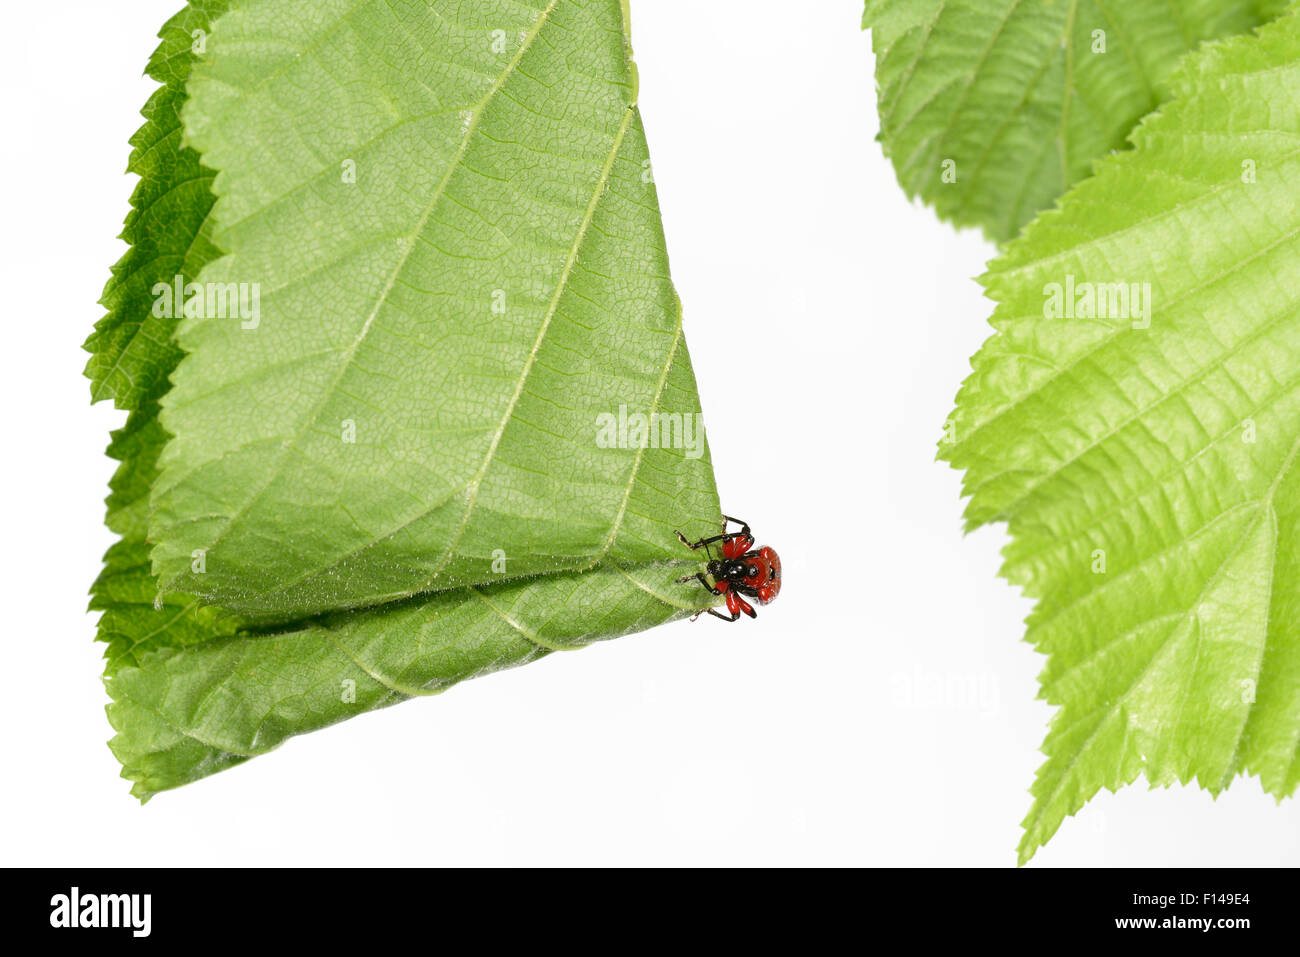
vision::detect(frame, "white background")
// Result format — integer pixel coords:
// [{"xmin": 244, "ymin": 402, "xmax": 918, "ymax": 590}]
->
[{"xmin": 1, "ymin": 0, "xmax": 1296, "ymax": 867}]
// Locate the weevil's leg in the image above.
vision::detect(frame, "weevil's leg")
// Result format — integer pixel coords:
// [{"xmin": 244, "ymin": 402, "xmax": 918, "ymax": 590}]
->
[
  {"xmin": 687, "ymin": 577, "xmax": 730, "ymax": 621},
  {"xmin": 677, "ymin": 529, "xmax": 733, "ymax": 552},
  {"xmin": 676, "ymin": 572, "xmax": 721, "ymax": 595},
  {"xmin": 717, "ymin": 516, "xmax": 754, "ymax": 558},
  {"xmin": 688, "ymin": 580, "xmax": 736, "ymax": 621},
  {"xmin": 721, "ymin": 516, "xmax": 752, "ymax": 538},
  {"xmin": 734, "ymin": 594, "xmax": 757, "ymax": 619}
]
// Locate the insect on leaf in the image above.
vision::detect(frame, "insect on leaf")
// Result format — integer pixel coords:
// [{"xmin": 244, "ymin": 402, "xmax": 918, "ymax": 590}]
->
[
  {"xmin": 149, "ymin": 0, "xmax": 721, "ymax": 622},
  {"xmin": 92, "ymin": 0, "xmax": 724, "ymax": 800}
]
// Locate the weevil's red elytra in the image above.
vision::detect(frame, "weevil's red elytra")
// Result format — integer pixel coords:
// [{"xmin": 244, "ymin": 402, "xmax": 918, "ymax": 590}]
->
[{"xmin": 675, "ymin": 516, "xmax": 781, "ymax": 621}]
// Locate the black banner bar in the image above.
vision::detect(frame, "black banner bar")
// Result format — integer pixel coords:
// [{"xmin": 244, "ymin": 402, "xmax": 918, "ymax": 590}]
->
[{"xmin": 10, "ymin": 867, "xmax": 1292, "ymax": 943}]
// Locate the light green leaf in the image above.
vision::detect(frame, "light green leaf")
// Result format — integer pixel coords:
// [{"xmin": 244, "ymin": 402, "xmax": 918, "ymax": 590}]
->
[
  {"xmin": 945, "ymin": 9, "xmax": 1300, "ymax": 862},
  {"xmin": 148, "ymin": 0, "xmax": 719, "ymax": 622},
  {"xmin": 863, "ymin": 0, "xmax": 1287, "ymax": 242},
  {"xmin": 92, "ymin": 0, "xmax": 723, "ymax": 799}
]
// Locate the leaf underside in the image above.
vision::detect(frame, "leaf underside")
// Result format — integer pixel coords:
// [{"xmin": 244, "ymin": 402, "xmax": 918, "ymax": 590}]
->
[
  {"xmin": 945, "ymin": 9, "xmax": 1300, "ymax": 863},
  {"xmin": 89, "ymin": 0, "xmax": 723, "ymax": 800},
  {"xmin": 863, "ymin": 0, "xmax": 1290, "ymax": 241}
]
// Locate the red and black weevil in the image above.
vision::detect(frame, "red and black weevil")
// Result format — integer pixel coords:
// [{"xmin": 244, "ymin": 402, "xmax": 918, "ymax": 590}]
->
[{"xmin": 675, "ymin": 516, "xmax": 781, "ymax": 621}]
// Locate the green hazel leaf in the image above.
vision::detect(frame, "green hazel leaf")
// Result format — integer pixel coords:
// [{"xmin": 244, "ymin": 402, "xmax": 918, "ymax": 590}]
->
[
  {"xmin": 83, "ymin": 0, "xmax": 231, "ymax": 409},
  {"xmin": 93, "ymin": 0, "xmax": 724, "ymax": 798},
  {"xmin": 944, "ymin": 9, "xmax": 1300, "ymax": 863},
  {"xmin": 147, "ymin": 0, "xmax": 721, "ymax": 622},
  {"xmin": 863, "ymin": 0, "xmax": 1288, "ymax": 242},
  {"xmin": 108, "ymin": 560, "xmax": 703, "ymax": 801}
]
